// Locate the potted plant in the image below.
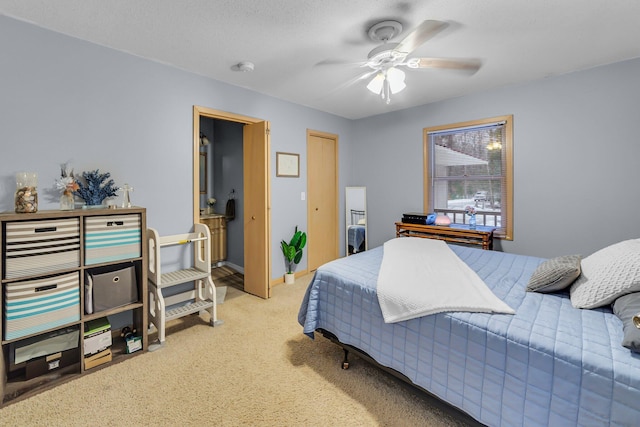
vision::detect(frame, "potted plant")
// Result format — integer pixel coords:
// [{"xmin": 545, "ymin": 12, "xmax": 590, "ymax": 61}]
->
[{"xmin": 280, "ymin": 226, "xmax": 306, "ymax": 284}]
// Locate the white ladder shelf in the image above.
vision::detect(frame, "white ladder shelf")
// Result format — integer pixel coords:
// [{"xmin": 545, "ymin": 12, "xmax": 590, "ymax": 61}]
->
[{"xmin": 147, "ymin": 223, "xmax": 222, "ymax": 349}]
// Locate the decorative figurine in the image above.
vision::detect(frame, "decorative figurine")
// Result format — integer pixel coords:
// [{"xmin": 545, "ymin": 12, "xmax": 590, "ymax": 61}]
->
[{"xmin": 121, "ymin": 183, "xmax": 133, "ymax": 208}]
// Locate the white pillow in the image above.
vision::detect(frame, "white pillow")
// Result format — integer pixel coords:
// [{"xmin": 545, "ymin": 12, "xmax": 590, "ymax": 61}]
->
[{"xmin": 570, "ymin": 239, "xmax": 640, "ymax": 309}]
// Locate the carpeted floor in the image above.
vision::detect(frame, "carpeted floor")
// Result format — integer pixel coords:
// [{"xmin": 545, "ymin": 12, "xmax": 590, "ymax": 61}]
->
[{"xmin": 0, "ymin": 273, "xmax": 474, "ymax": 427}]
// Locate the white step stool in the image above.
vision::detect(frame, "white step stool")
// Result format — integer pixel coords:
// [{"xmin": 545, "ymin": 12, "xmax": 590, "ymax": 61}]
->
[{"xmin": 147, "ymin": 223, "xmax": 223, "ymax": 350}]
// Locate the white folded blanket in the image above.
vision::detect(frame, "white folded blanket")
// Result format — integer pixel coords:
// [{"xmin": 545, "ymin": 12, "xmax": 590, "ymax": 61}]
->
[{"xmin": 377, "ymin": 238, "xmax": 515, "ymax": 323}]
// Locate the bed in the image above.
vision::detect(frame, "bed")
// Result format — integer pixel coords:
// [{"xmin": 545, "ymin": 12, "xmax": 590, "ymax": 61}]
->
[
  {"xmin": 298, "ymin": 240, "xmax": 640, "ymax": 426},
  {"xmin": 347, "ymin": 209, "xmax": 366, "ymax": 255}
]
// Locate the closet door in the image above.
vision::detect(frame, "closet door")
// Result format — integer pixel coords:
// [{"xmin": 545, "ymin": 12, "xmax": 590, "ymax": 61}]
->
[
  {"xmin": 307, "ymin": 130, "xmax": 339, "ymax": 271},
  {"xmin": 243, "ymin": 121, "xmax": 271, "ymax": 298}
]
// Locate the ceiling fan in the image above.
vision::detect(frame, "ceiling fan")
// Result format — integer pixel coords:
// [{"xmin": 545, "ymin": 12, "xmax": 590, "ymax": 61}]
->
[{"xmin": 353, "ymin": 19, "xmax": 481, "ymax": 104}]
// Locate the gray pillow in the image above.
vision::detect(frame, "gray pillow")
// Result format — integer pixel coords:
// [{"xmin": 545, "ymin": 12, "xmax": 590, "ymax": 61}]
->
[
  {"xmin": 570, "ymin": 239, "xmax": 640, "ymax": 309},
  {"xmin": 612, "ymin": 293, "xmax": 640, "ymax": 352},
  {"xmin": 526, "ymin": 255, "xmax": 581, "ymax": 293}
]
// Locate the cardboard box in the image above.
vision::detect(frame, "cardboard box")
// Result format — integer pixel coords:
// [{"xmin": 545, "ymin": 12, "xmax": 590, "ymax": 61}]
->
[
  {"xmin": 84, "ymin": 317, "xmax": 112, "ymax": 356},
  {"xmin": 84, "ymin": 348, "xmax": 112, "ymax": 370}
]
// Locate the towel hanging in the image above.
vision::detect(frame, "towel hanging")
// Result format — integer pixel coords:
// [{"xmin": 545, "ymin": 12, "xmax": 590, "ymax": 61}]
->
[{"xmin": 225, "ymin": 198, "xmax": 235, "ymax": 221}]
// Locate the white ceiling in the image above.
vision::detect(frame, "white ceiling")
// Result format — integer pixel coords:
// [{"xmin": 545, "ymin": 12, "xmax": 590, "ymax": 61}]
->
[{"xmin": 2, "ymin": 0, "xmax": 639, "ymax": 120}]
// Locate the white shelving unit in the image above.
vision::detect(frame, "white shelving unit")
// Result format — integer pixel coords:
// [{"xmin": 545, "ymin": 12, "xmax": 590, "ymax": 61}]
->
[{"xmin": 147, "ymin": 223, "xmax": 221, "ymax": 349}]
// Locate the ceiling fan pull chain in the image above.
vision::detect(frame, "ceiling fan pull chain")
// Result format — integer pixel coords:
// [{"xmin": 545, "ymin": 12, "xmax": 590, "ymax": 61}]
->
[{"xmin": 383, "ymin": 79, "xmax": 391, "ymax": 104}]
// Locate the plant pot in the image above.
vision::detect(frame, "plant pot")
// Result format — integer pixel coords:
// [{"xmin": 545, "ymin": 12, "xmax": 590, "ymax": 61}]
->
[{"xmin": 284, "ymin": 273, "xmax": 295, "ymax": 284}]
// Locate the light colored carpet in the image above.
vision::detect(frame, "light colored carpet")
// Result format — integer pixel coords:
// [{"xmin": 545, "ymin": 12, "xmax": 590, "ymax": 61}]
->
[
  {"xmin": 0, "ymin": 274, "xmax": 473, "ymax": 427},
  {"xmin": 217, "ymin": 285, "xmax": 227, "ymax": 304}
]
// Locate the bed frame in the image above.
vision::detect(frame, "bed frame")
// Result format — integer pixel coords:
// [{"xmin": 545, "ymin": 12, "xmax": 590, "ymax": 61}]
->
[{"xmin": 317, "ymin": 328, "xmax": 484, "ymax": 426}]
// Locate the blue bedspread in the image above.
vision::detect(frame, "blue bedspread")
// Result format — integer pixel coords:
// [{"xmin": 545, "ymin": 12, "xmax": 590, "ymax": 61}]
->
[
  {"xmin": 347, "ymin": 225, "xmax": 365, "ymax": 252},
  {"xmin": 298, "ymin": 245, "xmax": 640, "ymax": 426}
]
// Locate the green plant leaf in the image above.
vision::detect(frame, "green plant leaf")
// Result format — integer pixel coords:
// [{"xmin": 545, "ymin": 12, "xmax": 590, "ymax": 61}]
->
[
  {"xmin": 282, "ymin": 227, "xmax": 306, "ymax": 269},
  {"xmin": 290, "ymin": 231, "xmax": 301, "ymax": 248},
  {"xmin": 287, "ymin": 247, "xmax": 297, "ymax": 262},
  {"xmin": 281, "ymin": 241, "xmax": 295, "ymax": 262}
]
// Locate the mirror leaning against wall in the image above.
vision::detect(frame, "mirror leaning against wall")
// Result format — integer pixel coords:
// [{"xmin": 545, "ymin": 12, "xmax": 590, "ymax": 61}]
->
[{"xmin": 345, "ymin": 187, "xmax": 367, "ymax": 256}]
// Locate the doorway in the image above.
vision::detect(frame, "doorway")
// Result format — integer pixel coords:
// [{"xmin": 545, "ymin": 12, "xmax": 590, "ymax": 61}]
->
[{"xmin": 192, "ymin": 106, "xmax": 271, "ymax": 299}]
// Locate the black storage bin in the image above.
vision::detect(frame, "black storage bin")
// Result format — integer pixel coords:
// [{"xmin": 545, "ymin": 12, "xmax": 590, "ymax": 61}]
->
[
  {"xmin": 25, "ymin": 348, "xmax": 80, "ymax": 380},
  {"xmin": 8, "ymin": 326, "xmax": 80, "ymax": 380}
]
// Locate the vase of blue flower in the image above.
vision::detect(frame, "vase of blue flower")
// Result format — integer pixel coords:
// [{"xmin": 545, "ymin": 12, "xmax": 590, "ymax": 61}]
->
[
  {"xmin": 206, "ymin": 198, "xmax": 216, "ymax": 215},
  {"xmin": 56, "ymin": 164, "xmax": 78, "ymax": 211},
  {"xmin": 465, "ymin": 205, "xmax": 477, "ymax": 230}
]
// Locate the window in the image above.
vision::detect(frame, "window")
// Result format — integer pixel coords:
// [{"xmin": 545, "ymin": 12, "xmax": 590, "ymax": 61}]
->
[{"xmin": 423, "ymin": 115, "xmax": 513, "ymax": 240}]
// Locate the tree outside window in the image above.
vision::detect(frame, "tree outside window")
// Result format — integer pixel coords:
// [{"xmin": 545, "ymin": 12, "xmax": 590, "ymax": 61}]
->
[{"xmin": 423, "ymin": 115, "xmax": 513, "ymax": 240}]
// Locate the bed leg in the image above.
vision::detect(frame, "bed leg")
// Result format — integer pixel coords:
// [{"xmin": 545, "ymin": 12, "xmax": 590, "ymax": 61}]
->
[{"xmin": 342, "ymin": 348, "xmax": 350, "ymax": 370}]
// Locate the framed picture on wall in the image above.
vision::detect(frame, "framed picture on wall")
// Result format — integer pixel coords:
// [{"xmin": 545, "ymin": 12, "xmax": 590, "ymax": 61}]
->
[{"xmin": 276, "ymin": 152, "xmax": 299, "ymax": 177}]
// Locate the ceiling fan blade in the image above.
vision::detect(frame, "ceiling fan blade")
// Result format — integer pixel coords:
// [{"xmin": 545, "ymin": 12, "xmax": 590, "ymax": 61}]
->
[
  {"xmin": 323, "ymin": 69, "xmax": 378, "ymax": 96},
  {"xmin": 393, "ymin": 20, "xmax": 449, "ymax": 55},
  {"xmin": 344, "ymin": 69, "xmax": 378, "ymax": 88},
  {"xmin": 411, "ymin": 57, "xmax": 482, "ymax": 73},
  {"xmin": 314, "ymin": 58, "xmax": 367, "ymax": 68}
]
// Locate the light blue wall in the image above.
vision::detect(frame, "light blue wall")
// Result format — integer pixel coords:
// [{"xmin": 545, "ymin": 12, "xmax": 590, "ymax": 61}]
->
[
  {"xmin": 0, "ymin": 16, "xmax": 353, "ymax": 279},
  {"xmin": 2, "ymin": 14, "xmax": 639, "ymax": 275},
  {"xmin": 352, "ymin": 57, "xmax": 640, "ymax": 258}
]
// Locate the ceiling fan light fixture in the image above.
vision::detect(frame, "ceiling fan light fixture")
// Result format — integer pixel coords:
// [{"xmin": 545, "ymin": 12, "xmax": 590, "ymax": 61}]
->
[
  {"xmin": 366, "ymin": 67, "xmax": 406, "ymax": 104},
  {"xmin": 366, "ymin": 72, "xmax": 385, "ymax": 94},
  {"xmin": 390, "ymin": 79, "xmax": 406, "ymax": 94},
  {"xmin": 386, "ymin": 67, "xmax": 406, "ymax": 94},
  {"xmin": 352, "ymin": 19, "xmax": 478, "ymax": 106}
]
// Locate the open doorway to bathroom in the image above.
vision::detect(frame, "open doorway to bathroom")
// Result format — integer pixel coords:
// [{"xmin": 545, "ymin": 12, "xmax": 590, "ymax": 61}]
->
[
  {"xmin": 199, "ymin": 117, "xmax": 243, "ymax": 273},
  {"xmin": 193, "ymin": 106, "xmax": 271, "ymax": 299}
]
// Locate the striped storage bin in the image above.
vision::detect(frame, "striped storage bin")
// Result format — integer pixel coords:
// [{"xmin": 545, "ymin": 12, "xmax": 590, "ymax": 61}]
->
[
  {"xmin": 3, "ymin": 218, "xmax": 80, "ymax": 280},
  {"xmin": 4, "ymin": 272, "xmax": 80, "ymax": 341},
  {"xmin": 84, "ymin": 214, "xmax": 141, "ymax": 265}
]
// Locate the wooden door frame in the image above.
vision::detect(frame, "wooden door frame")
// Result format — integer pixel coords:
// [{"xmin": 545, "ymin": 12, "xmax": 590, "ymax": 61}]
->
[
  {"xmin": 192, "ymin": 106, "xmax": 271, "ymax": 294},
  {"xmin": 306, "ymin": 129, "xmax": 339, "ymax": 271}
]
